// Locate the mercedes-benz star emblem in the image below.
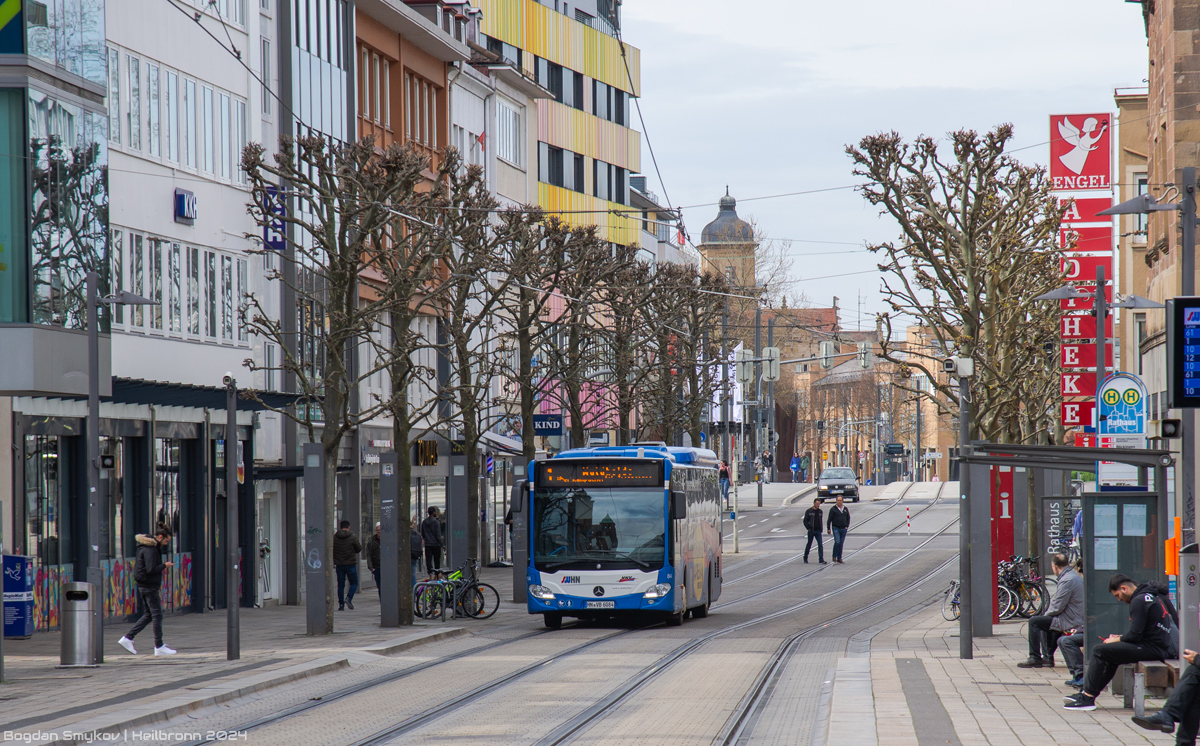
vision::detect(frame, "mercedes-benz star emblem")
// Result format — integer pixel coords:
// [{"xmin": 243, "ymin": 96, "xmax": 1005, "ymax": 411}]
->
[{"xmin": 593, "ymin": 586, "xmax": 605, "ymax": 597}]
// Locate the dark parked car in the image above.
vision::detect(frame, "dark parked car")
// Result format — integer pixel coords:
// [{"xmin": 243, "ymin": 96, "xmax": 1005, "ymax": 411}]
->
[{"xmin": 817, "ymin": 468, "xmax": 860, "ymax": 502}]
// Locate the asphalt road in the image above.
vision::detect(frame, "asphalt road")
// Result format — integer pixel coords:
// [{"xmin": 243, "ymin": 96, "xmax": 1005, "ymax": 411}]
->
[{"xmin": 138, "ymin": 482, "xmax": 958, "ymax": 746}]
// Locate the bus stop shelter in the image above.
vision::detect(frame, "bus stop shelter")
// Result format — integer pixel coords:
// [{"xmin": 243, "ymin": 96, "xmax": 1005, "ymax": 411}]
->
[{"xmin": 959, "ymin": 443, "xmax": 1174, "ymax": 660}]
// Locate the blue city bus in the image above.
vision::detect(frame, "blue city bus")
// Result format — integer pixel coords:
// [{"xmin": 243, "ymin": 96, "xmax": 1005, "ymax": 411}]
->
[{"xmin": 520, "ymin": 444, "xmax": 723, "ymax": 629}]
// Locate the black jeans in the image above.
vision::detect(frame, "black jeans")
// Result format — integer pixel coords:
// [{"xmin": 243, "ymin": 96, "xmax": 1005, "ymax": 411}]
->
[
  {"xmin": 1163, "ymin": 663, "xmax": 1200, "ymax": 745},
  {"xmin": 1027, "ymin": 615, "xmax": 1064, "ymax": 662},
  {"xmin": 1083, "ymin": 640, "xmax": 1165, "ymax": 696},
  {"xmin": 371, "ymin": 567, "xmax": 380, "ymax": 596},
  {"xmin": 424, "ymin": 545, "xmax": 442, "ymax": 575},
  {"xmin": 804, "ymin": 531, "xmax": 824, "ymax": 562},
  {"xmin": 336, "ymin": 564, "xmax": 358, "ymax": 606},
  {"xmin": 126, "ymin": 586, "xmax": 164, "ymax": 647},
  {"xmin": 1058, "ymin": 633, "xmax": 1084, "ymax": 678}
]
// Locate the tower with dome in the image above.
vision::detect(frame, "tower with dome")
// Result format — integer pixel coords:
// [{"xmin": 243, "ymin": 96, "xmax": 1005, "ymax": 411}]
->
[{"xmin": 698, "ymin": 189, "xmax": 759, "ymax": 288}]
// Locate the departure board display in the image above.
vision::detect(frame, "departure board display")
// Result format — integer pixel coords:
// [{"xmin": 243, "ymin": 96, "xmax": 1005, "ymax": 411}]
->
[
  {"xmin": 1167, "ymin": 298, "xmax": 1200, "ymax": 408},
  {"xmin": 536, "ymin": 460, "xmax": 663, "ymax": 488}
]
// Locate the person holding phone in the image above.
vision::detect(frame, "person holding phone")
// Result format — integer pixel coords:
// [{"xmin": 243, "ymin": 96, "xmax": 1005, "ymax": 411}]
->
[{"xmin": 118, "ymin": 524, "xmax": 177, "ymax": 656}]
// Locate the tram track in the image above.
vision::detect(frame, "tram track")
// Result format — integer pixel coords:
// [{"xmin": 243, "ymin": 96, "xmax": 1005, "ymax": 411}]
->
[
  {"xmin": 722, "ymin": 482, "xmax": 918, "ymax": 586},
  {"xmin": 176, "ymin": 482, "xmax": 949, "ymax": 746}
]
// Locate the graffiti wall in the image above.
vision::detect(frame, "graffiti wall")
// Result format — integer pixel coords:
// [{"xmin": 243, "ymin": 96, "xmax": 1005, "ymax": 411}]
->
[
  {"xmin": 33, "ymin": 564, "xmax": 73, "ymax": 630},
  {"xmin": 32, "ymin": 553, "xmax": 192, "ymax": 629}
]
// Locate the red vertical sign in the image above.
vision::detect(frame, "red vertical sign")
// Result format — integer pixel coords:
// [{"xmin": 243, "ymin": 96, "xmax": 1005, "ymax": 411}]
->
[
  {"xmin": 991, "ymin": 466, "xmax": 1016, "ymax": 623},
  {"xmin": 1050, "ymin": 113, "xmax": 1112, "ymax": 190}
]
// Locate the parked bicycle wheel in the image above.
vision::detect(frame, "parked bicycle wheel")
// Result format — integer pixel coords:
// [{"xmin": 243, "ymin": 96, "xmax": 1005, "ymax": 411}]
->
[
  {"xmin": 1016, "ymin": 583, "xmax": 1047, "ymax": 618},
  {"xmin": 467, "ymin": 583, "xmax": 500, "ymax": 619},
  {"xmin": 415, "ymin": 582, "xmax": 447, "ymax": 619},
  {"xmin": 998, "ymin": 585, "xmax": 1018, "ymax": 620},
  {"xmin": 942, "ymin": 581, "xmax": 961, "ymax": 622}
]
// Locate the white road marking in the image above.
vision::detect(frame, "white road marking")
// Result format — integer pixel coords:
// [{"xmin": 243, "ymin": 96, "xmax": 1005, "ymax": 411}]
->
[{"xmin": 773, "ymin": 512, "xmax": 781, "ymax": 517}]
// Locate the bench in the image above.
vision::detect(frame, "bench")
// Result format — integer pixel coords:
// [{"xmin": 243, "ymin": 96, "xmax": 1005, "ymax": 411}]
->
[{"xmin": 1119, "ymin": 661, "xmax": 1181, "ymax": 714}]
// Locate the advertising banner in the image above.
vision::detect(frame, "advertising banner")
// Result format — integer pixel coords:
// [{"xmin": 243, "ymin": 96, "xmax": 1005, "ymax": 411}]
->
[
  {"xmin": 1062, "ymin": 400, "xmax": 1096, "ymax": 428},
  {"xmin": 1050, "ymin": 113, "xmax": 1112, "ymax": 190},
  {"xmin": 1061, "ymin": 315, "xmax": 1112, "ymax": 339},
  {"xmin": 1059, "ymin": 226, "xmax": 1113, "ymax": 253},
  {"xmin": 1062, "ymin": 254, "xmax": 1113, "ymax": 282},
  {"xmin": 1061, "ymin": 197, "xmax": 1115, "ymax": 224},
  {"xmin": 1061, "ymin": 343, "xmax": 1114, "ymax": 369}
]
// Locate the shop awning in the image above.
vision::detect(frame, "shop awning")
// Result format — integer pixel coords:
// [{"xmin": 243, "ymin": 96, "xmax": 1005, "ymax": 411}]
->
[{"xmin": 112, "ymin": 378, "xmax": 314, "ymax": 413}]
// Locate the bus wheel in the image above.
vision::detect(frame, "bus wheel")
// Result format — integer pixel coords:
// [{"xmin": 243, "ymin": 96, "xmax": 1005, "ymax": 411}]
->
[
  {"xmin": 543, "ymin": 613, "xmax": 563, "ymax": 630},
  {"xmin": 665, "ymin": 609, "xmax": 685, "ymax": 626}
]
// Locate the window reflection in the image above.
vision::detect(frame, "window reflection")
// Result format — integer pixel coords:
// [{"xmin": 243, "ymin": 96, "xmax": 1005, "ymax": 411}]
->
[
  {"xmin": 27, "ymin": 0, "xmax": 106, "ymax": 85},
  {"xmin": 29, "ymin": 90, "xmax": 109, "ymax": 330}
]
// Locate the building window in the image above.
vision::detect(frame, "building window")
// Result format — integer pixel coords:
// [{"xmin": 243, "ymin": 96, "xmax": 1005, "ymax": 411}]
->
[
  {"xmin": 237, "ymin": 258, "xmax": 248, "ymax": 341},
  {"xmin": 188, "ymin": 247, "xmax": 200, "ymax": 335},
  {"xmin": 150, "ymin": 238, "xmax": 163, "ymax": 330},
  {"xmin": 166, "ymin": 71, "xmax": 178, "ymax": 161},
  {"xmin": 1135, "ymin": 174, "xmax": 1149, "ymax": 239},
  {"xmin": 382, "ymin": 60, "xmax": 390, "ymax": 127},
  {"xmin": 222, "ymin": 254, "xmax": 233, "ymax": 340},
  {"xmin": 543, "ymin": 145, "xmax": 564, "ymax": 187},
  {"xmin": 110, "ymin": 229, "xmax": 124, "ymax": 324},
  {"xmin": 496, "ymin": 100, "xmax": 520, "ymax": 165},
  {"xmin": 132, "ymin": 234, "xmax": 145, "ymax": 327},
  {"xmin": 405, "ymin": 73, "xmax": 413, "ymax": 139},
  {"xmin": 261, "ymin": 37, "xmax": 271, "ymax": 114},
  {"xmin": 202, "ymin": 86, "xmax": 214, "ymax": 173},
  {"xmin": 205, "ymin": 251, "xmax": 217, "ymax": 337},
  {"xmin": 360, "ymin": 47, "xmax": 369, "ymax": 117},
  {"xmin": 219, "ymin": 93, "xmax": 231, "ymax": 179},
  {"xmin": 373, "ymin": 54, "xmax": 381, "ymax": 123},
  {"xmin": 169, "ymin": 242, "xmax": 181, "ymax": 333},
  {"xmin": 148, "ymin": 64, "xmax": 160, "ymax": 156},
  {"xmin": 108, "ymin": 49, "xmax": 120, "ymax": 143},
  {"xmin": 127, "ymin": 55, "xmax": 140, "ymax": 149},
  {"xmin": 184, "ymin": 79, "xmax": 196, "ymax": 168},
  {"xmin": 235, "ymin": 99, "xmax": 248, "ymax": 183},
  {"xmin": 573, "ymin": 153, "xmax": 584, "ymax": 194}
]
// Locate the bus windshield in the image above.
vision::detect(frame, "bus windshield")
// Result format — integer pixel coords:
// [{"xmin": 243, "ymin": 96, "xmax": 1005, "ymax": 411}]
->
[{"xmin": 532, "ymin": 487, "xmax": 666, "ymax": 572}]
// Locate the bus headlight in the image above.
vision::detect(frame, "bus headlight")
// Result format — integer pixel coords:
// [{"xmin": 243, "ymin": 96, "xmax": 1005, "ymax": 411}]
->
[
  {"xmin": 642, "ymin": 583, "xmax": 672, "ymax": 600},
  {"xmin": 528, "ymin": 584, "xmax": 555, "ymax": 600}
]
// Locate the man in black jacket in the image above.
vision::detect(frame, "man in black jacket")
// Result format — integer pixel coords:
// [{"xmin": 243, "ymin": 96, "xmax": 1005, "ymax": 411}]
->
[
  {"xmin": 826, "ymin": 496, "xmax": 850, "ymax": 564},
  {"xmin": 803, "ymin": 499, "xmax": 826, "ymax": 564},
  {"xmin": 1065, "ymin": 574, "xmax": 1179, "ymax": 711},
  {"xmin": 118, "ymin": 524, "xmax": 176, "ymax": 656},
  {"xmin": 411, "ymin": 520, "xmax": 424, "ymax": 586},
  {"xmin": 333, "ymin": 520, "xmax": 362, "ymax": 611},
  {"xmin": 422, "ymin": 506, "xmax": 444, "ymax": 574}
]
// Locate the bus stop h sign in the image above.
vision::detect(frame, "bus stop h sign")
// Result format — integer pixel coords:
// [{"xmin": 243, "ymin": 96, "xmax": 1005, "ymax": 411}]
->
[{"xmin": 1096, "ymin": 373, "xmax": 1147, "ymax": 487}]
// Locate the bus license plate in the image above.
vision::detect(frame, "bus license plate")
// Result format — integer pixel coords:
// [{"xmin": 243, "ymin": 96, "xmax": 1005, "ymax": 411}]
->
[{"xmin": 586, "ymin": 601, "xmax": 615, "ymax": 609}]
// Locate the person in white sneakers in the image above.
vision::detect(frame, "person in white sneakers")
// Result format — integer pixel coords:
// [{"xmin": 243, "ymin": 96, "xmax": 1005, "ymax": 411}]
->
[{"xmin": 118, "ymin": 524, "xmax": 177, "ymax": 656}]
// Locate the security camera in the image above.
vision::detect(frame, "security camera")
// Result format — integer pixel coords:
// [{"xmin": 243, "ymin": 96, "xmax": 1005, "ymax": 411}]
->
[
  {"xmin": 943, "ymin": 357, "xmax": 974, "ymax": 378},
  {"xmin": 223, "ymin": 372, "xmax": 234, "ymax": 388}
]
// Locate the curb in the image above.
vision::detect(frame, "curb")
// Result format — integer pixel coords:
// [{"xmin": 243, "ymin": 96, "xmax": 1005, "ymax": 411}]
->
[
  {"xmin": 783, "ymin": 484, "xmax": 818, "ymax": 506},
  {"xmin": 34, "ymin": 654, "xmax": 351, "ymax": 738},
  {"xmin": 27, "ymin": 627, "xmax": 473, "ymax": 738},
  {"xmin": 362, "ymin": 626, "xmax": 471, "ymax": 656}
]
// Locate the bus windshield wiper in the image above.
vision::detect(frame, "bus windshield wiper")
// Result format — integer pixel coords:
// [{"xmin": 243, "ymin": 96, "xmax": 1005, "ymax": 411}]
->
[{"xmin": 543, "ymin": 552, "xmax": 651, "ymax": 570}]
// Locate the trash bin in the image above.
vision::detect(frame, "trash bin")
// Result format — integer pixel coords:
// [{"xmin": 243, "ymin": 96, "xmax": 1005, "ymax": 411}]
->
[{"xmin": 60, "ymin": 581, "xmax": 97, "ymax": 667}]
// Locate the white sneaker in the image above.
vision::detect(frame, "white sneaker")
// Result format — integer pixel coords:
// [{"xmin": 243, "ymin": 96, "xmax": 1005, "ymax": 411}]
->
[
  {"xmin": 154, "ymin": 644, "xmax": 177, "ymax": 656},
  {"xmin": 118, "ymin": 636, "xmax": 137, "ymax": 654}
]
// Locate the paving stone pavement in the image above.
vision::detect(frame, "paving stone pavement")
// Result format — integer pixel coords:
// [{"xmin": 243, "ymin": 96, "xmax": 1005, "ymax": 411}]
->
[
  {"xmin": 0, "ymin": 565, "xmax": 524, "ymax": 734},
  {"xmin": 844, "ymin": 603, "xmax": 1173, "ymax": 746}
]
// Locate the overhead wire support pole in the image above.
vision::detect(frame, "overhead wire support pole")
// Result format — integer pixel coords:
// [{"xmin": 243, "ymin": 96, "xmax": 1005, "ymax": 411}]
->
[
  {"xmin": 1183, "ymin": 166, "xmax": 1197, "ymax": 548},
  {"xmin": 958, "ymin": 373, "xmax": 973, "ymax": 659}
]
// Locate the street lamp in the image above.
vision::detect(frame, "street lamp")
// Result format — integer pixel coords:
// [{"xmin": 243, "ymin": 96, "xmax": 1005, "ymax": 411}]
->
[{"xmin": 86, "ymin": 270, "xmax": 157, "ymax": 665}]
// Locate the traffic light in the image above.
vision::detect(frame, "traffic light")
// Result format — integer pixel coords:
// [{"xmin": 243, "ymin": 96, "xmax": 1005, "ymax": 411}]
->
[
  {"xmin": 820, "ymin": 340, "xmax": 835, "ymax": 369},
  {"xmin": 816, "ymin": 420, "xmax": 825, "ymax": 431},
  {"xmin": 763, "ymin": 347, "xmax": 781, "ymax": 381},
  {"xmin": 736, "ymin": 349, "xmax": 753, "ymax": 385},
  {"xmin": 857, "ymin": 342, "xmax": 870, "ymax": 369}
]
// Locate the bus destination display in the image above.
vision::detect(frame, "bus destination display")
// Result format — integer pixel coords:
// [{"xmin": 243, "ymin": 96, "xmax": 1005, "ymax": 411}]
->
[
  {"xmin": 1167, "ymin": 298, "xmax": 1200, "ymax": 408},
  {"xmin": 536, "ymin": 461, "xmax": 663, "ymax": 488}
]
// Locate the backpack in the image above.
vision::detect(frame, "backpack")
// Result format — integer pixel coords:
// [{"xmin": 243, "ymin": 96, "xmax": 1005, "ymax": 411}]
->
[{"xmin": 1161, "ymin": 601, "xmax": 1180, "ymax": 658}]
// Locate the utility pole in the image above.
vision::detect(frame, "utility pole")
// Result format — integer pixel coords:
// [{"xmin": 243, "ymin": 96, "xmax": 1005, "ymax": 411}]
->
[
  {"xmin": 722, "ymin": 314, "xmax": 730, "ymax": 465},
  {"xmin": 226, "ymin": 376, "xmax": 240, "ymax": 660},
  {"xmin": 755, "ymin": 306, "xmax": 763, "ymax": 508},
  {"xmin": 915, "ymin": 392, "xmax": 922, "ymax": 482},
  {"xmin": 1183, "ymin": 168, "xmax": 1196, "ymax": 546},
  {"xmin": 958, "ymin": 371, "xmax": 973, "ymax": 659}
]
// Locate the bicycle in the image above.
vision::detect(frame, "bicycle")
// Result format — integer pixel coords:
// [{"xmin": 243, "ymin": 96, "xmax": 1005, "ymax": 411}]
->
[
  {"xmin": 942, "ymin": 580, "xmax": 960, "ymax": 621},
  {"xmin": 414, "ymin": 558, "xmax": 500, "ymax": 620}
]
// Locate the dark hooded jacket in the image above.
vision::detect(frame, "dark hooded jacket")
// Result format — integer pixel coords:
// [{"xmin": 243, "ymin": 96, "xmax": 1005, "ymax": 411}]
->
[
  {"xmin": 366, "ymin": 533, "xmax": 381, "ymax": 571},
  {"xmin": 803, "ymin": 506, "xmax": 823, "ymax": 533},
  {"xmin": 133, "ymin": 534, "xmax": 166, "ymax": 589},
  {"xmin": 332, "ymin": 528, "xmax": 362, "ymax": 567},
  {"xmin": 1121, "ymin": 581, "xmax": 1179, "ymax": 656}
]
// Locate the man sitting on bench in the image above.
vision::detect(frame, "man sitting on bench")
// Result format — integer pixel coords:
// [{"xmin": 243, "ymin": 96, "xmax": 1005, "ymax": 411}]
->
[
  {"xmin": 1132, "ymin": 649, "xmax": 1198, "ymax": 746},
  {"xmin": 1064, "ymin": 574, "xmax": 1179, "ymax": 711}
]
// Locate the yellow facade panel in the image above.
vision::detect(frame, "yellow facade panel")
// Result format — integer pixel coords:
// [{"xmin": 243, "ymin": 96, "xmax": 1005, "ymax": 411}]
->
[
  {"xmin": 475, "ymin": 0, "xmax": 641, "ymax": 95},
  {"xmin": 537, "ymin": 100, "xmax": 641, "ymax": 172},
  {"xmin": 539, "ymin": 183, "xmax": 641, "ymax": 246}
]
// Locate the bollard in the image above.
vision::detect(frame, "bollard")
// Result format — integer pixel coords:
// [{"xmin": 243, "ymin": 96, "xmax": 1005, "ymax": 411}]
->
[
  {"xmin": 907, "ymin": 506, "xmax": 911, "ymax": 536},
  {"xmin": 60, "ymin": 582, "xmax": 98, "ymax": 668}
]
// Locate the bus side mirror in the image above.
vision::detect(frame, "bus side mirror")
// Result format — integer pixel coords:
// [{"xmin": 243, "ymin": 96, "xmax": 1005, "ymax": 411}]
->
[
  {"xmin": 670, "ymin": 490, "xmax": 687, "ymax": 520},
  {"xmin": 511, "ymin": 480, "xmax": 528, "ymax": 514}
]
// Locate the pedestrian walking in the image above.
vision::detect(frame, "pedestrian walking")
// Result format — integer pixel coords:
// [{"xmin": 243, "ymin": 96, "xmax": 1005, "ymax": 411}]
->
[
  {"xmin": 410, "ymin": 518, "xmax": 424, "ymax": 586},
  {"xmin": 800, "ymin": 453, "xmax": 810, "ymax": 483},
  {"xmin": 421, "ymin": 506, "xmax": 444, "ymax": 574},
  {"xmin": 1018, "ymin": 553, "xmax": 1084, "ymax": 670},
  {"xmin": 118, "ymin": 524, "xmax": 177, "ymax": 656},
  {"xmin": 803, "ymin": 498, "xmax": 826, "ymax": 564},
  {"xmin": 761, "ymin": 450, "xmax": 774, "ymax": 483},
  {"xmin": 366, "ymin": 522, "xmax": 381, "ymax": 596},
  {"xmin": 1131, "ymin": 648, "xmax": 1200, "ymax": 743},
  {"xmin": 333, "ymin": 519, "xmax": 362, "ymax": 610},
  {"xmin": 789, "ymin": 453, "xmax": 800, "ymax": 483},
  {"xmin": 826, "ymin": 495, "xmax": 850, "ymax": 563},
  {"xmin": 1064, "ymin": 574, "xmax": 1179, "ymax": 711},
  {"xmin": 718, "ymin": 460, "xmax": 731, "ymax": 505}
]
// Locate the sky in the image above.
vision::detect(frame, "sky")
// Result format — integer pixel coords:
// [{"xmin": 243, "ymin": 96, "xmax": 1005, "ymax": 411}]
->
[{"xmin": 620, "ymin": 0, "xmax": 1150, "ymax": 333}]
